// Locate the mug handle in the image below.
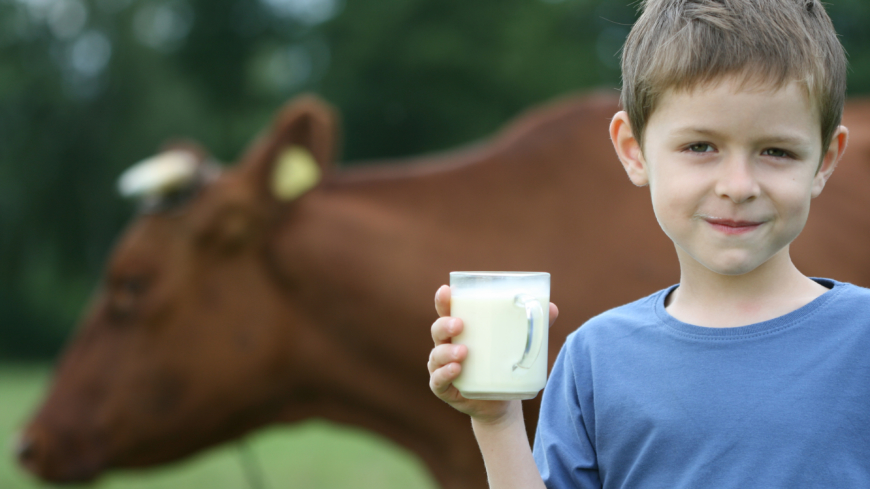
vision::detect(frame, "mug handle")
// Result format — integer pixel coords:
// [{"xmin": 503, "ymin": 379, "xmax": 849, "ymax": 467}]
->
[{"xmin": 513, "ymin": 294, "xmax": 545, "ymax": 371}]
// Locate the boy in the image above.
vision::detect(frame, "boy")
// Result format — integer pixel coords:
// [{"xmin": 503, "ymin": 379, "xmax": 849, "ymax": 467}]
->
[{"xmin": 427, "ymin": 0, "xmax": 868, "ymax": 487}]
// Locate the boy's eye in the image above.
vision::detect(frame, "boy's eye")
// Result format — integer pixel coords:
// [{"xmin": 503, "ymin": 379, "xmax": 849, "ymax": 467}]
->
[
  {"xmin": 687, "ymin": 143, "xmax": 713, "ymax": 153},
  {"xmin": 762, "ymin": 148, "xmax": 789, "ymax": 158}
]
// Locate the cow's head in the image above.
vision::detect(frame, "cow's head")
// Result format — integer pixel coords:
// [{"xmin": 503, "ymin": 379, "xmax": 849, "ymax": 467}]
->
[{"xmin": 16, "ymin": 95, "xmax": 339, "ymax": 482}]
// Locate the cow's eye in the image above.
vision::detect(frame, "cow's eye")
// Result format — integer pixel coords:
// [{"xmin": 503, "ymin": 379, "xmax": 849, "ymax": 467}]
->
[
  {"xmin": 108, "ymin": 276, "xmax": 149, "ymax": 321},
  {"xmin": 121, "ymin": 277, "xmax": 147, "ymax": 296}
]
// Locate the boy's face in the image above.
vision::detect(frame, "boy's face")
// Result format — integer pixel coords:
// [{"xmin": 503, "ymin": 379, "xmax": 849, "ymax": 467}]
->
[{"xmin": 611, "ymin": 77, "xmax": 847, "ymax": 277}]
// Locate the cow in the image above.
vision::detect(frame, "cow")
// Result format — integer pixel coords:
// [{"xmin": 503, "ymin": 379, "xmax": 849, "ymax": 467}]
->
[{"xmin": 14, "ymin": 92, "xmax": 870, "ymax": 488}]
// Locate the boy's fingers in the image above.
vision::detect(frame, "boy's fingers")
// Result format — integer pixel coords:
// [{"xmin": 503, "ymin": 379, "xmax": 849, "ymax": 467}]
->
[
  {"xmin": 549, "ymin": 302, "xmax": 559, "ymax": 328},
  {"xmin": 427, "ymin": 344, "xmax": 467, "ymax": 373},
  {"xmin": 431, "ymin": 317, "xmax": 463, "ymax": 345},
  {"xmin": 429, "ymin": 362, "xmax": 462, "ymax": 397},
  {"xmin": 434, "ymin": 285, "xmax": 451, "ymax": 317}
]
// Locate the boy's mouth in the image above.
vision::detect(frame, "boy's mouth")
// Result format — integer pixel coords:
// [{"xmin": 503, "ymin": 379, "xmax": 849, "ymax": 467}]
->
[{"xmin": 704, "ymin": 217, "xmax": 764, "ymax": 235}]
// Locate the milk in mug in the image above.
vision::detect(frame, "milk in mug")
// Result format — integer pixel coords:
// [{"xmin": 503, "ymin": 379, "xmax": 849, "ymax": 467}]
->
[{"xmin": 450, "ymin": 272, "xmax": 550, "ymax": 400}]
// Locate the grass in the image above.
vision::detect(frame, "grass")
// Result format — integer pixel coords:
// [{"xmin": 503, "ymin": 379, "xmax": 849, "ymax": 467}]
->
[{"xmin": 0, "ymin": 363, "xmax": 439, "ymax": 489}]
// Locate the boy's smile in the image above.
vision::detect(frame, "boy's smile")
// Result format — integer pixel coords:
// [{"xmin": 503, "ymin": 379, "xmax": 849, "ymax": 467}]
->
[{"xmin": 612, "ymin": 77, "xmax": 847, "ymax": 279}]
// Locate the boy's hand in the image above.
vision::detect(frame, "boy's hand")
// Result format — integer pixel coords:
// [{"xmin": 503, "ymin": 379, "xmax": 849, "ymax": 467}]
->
[{"xmin": 427, "ymin": 285, "xmax": 559, "ymax": 425}]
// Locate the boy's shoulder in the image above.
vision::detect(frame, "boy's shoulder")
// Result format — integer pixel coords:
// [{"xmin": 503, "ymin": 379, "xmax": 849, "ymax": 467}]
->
[
  {"xmin": 807, "ymin": 278, "xmax": 870, "ymax": 318},
  {"xmin": 563, "ymin": 284, "xmax": 673, "ymax": 347},
  {"xmin": 564, "ymin": 279, "xmax": 870, "ymax": 351}
]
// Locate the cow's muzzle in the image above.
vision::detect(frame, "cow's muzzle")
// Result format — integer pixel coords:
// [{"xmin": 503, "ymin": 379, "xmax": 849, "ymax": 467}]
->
[{"xmin": 15, "ymin": 423, "xmax": 105, "ymax": 483}]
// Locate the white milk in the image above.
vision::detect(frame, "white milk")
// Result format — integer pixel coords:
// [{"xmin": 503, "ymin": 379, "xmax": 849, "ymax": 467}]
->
[{"xmin": 451, "ymin": 293, "xmax": 549, "ymax": 400}]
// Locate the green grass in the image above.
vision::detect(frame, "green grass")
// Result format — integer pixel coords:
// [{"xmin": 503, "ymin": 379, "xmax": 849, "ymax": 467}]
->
[{"xmin": 0, "ymin": 364, "xmax": 439, "ymax": 489}]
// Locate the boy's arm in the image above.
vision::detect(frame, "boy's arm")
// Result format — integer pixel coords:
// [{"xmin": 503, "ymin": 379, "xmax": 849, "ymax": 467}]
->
[
  {"xmin": 471, "ymin": 401, "xmax": 547, "ymax": 489},
  {"xmin": 428, "ymin": 285, "xmax": 549, "ymax": 489}
]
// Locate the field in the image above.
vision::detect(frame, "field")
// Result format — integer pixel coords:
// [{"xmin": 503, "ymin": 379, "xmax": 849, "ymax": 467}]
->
[{"xmin": 0, "ymin": 364, "xmax": 439, "ymax": 488}]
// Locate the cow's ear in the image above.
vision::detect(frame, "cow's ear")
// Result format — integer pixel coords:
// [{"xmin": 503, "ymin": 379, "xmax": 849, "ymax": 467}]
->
[{"xmin": 241, "ymin": 94, "xmax": 340, "ymax": 202}]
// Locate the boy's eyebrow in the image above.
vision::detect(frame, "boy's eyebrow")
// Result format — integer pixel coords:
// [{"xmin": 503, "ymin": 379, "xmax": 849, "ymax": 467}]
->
[{"xmin": 671, "ymin": 127, "xmax": 812, "ymax": 147}]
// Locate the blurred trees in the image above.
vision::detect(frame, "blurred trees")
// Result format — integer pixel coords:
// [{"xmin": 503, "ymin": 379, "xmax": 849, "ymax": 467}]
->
[{"xmin": 1, "ymin": 0, "xmax": 869, "ymax": 358}]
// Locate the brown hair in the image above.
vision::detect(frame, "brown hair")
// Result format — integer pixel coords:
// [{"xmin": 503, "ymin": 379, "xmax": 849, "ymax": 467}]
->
[{"xmin": 620, "ymin": 0, "xmax": 847, "ymax": 153}]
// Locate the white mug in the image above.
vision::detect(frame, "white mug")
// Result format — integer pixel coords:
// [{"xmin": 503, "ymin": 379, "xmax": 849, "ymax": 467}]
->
[{"xmin": 450, "ymin": 271, "xmax": 550, "ymax": 400}]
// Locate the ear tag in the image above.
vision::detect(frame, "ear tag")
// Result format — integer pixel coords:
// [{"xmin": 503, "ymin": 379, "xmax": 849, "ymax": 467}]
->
[{"xmin": 271, "ymin": 146, "xmax": 321, "ymax": 201}]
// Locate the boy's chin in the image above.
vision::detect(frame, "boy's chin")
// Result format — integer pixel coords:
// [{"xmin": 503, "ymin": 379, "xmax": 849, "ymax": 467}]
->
[{"xmin": 680, "ymin": 249, "xmax": 778, "ymax": 277}]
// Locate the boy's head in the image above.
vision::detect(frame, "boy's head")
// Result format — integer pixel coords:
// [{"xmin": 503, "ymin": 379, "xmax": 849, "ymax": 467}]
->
[
  {"xmin": 620, "ymin": 0, "xmax": 847, "ymax": 153},
  {"xmin": 609, "ymin": 0, "xmax": 851, "ymax": 280}
]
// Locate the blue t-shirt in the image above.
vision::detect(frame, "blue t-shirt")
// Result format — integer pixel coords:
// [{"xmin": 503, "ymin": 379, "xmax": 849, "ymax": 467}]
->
[{"xmin": 533, "ymin": 279, "xmax": 870, "ymax": 488}]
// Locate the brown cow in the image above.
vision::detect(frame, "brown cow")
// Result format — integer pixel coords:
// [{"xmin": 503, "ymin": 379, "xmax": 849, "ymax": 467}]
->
[{"xmin": 15, "ymin": 93, "xmax": 870, "ymax": 487}]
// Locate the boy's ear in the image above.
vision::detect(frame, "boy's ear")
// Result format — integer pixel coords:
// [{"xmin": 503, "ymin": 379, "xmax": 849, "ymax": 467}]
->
[
  {"xmin": 610, "ymin": 111, "xmax": 649, "ymax": 187},
  {"xmin": 812, "ymin": 125, "xmax": 849, "ymax": 198}
]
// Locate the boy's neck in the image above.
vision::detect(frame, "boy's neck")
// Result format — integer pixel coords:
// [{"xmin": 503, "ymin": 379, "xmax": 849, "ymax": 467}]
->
[{"xmin": 665, "ymin": 246, "xmax": 830, "ymax": 328}]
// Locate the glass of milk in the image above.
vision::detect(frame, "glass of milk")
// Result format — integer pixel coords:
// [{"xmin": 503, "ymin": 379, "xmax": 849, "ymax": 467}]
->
[{"xmin": 449, "ymin": 271, "xmax": 550, "ymax": 400}]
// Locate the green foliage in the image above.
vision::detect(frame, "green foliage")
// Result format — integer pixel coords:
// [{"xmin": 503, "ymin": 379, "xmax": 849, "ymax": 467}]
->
[{"xmin": 1, "ymin": 0, "xmax": 869, "ymax": 358}]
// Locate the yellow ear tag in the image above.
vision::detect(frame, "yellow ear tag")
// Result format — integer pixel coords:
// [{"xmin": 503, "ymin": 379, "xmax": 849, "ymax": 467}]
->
[{"xmin": 271, "ymin": 146, "xmax": 321, "ymax": 201}]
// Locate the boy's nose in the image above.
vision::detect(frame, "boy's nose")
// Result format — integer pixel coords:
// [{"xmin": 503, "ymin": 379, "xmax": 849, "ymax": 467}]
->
[{"xmin": 714, "ymin": 157, "xmax": 760, "ymax": 203}]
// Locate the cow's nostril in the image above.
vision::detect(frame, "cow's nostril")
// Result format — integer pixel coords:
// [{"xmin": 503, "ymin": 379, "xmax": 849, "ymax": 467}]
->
[
  {"xmin": 13, "ymin": 433, "xmax": 36, "ymax": 462},
  {"xmin": 12, "ymin": 426, "xmax": 104, "ymax": 482}
]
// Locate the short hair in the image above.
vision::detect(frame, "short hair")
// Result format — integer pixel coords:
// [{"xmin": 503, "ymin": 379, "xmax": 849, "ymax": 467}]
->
[{"xmin": 620, "ymin": 0, "xmax": 847, "ymax": 153}]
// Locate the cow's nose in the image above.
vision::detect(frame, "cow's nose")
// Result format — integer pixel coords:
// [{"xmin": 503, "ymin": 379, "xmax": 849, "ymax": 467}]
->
[
  {"xmin": 14, "ymin": 423, "xmax": 105, "ymax": 483},
  {"xmin": 13, "ymin": 432, "xmax": 37, "ymax": 464}
]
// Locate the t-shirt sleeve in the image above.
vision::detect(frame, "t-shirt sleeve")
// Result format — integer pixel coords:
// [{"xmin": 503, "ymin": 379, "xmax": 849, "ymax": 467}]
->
[{"xmin": 533, "ymin": 334, "xmax": 601, "ymax": 488}]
